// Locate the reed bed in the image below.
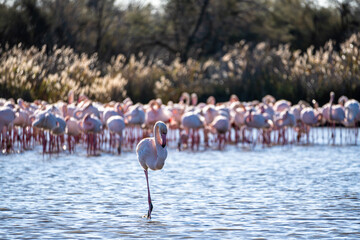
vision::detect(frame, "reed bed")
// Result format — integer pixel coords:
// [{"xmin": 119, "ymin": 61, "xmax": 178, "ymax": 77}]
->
[{"xmin": 1, "ymin": 33, "xmax": 359, "ymax": 105}]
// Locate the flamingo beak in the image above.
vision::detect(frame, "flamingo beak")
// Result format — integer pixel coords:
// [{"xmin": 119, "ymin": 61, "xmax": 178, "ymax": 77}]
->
[{"xmin": 161, "ymin": 133, "xmax": 167, "ymax": 148}]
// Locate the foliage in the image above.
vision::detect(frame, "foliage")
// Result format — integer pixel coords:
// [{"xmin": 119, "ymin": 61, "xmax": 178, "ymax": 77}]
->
[
  {"xmin": 1, "ymin": 0, "xmax": 360, "ymax": 62},
  {"xmin": 1, "ymin": 33, "xmax": 360, "ymax": 105}
]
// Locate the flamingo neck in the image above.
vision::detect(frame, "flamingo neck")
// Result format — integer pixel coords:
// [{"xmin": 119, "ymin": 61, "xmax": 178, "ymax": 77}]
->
[
  {"xmin": 329, "ymin": 97, "xmax": 334, "ymax": 121},
  {"xmin": 154, "ymin": 123, "xmax": 162, "ymax": 147},
  {"xmin": 153, "ymin": 123, "xmax": 167, "ymax": 170}
]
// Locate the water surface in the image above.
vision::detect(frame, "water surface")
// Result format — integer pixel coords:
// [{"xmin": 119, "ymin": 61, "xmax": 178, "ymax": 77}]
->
[{"xmin": 1, "ymin": 142, "xmax": 360, "ymax": 239}]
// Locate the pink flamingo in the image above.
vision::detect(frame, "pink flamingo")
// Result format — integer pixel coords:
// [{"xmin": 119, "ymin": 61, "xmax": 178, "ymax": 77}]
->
[
  {"xmin": 244, "ymin": 108, "xmax": 273, "ymax": 145},
  {"xmin": 167, "ymin": 103, "xmax": 185, "ymax": 142},
  {"xmin": 328, "ymin": 92, "xmax": 345, "ymax": 144},
  {"xmin": 65, "ymin": 116, "xmax": 82, "ymax": 153},
  {"xmin": 343, "ymin": 99, "xmax": 360, "ymax": 144},
  {"xmin": 231, "ymin": 103, "xmax": 246, "ymax": 143},
  {"xmin": 125, "ymin": 104, "xmax": 145, "ymax": 126},
  {"xmin": 51, "ymin": 116, "xmax": 66, "ymax": 153},
  {"xmin": 343, "ymin": 99, "xmax": 360, "ymax": 126},
  {"xmin": 275, "ymin": 110, "xmax": 296, "ymax": 144},
  {"xmin": 13, "ymin": 107, "xmax": 31, "ymax": 150},
  {"xmin": 106, "ymin": 115, "xmax": 125, "ymax": 154},
  {"xmin": 0, "ymin": 106, "xmax": 15, "ymax": 152},
  {"xmin": 145, "ymin": 100, "xmax": 171, "ymax": 126},
  {"xmin": 202, "ymin": 105, "xmax": 218, "ymax": 125},
  {"xmin": 124, "ymin": 104, "xmax": 145, "ymax": 147},
  {"xmin": 273, "ymin": 99, "xmax": 291, "ymax": 113},
  {"xmin": 209, "ymin": 114, "xmax": 230, "ymax": 149},
  {"xmin": 32, "ymin": 111, "xmax": 58, "ymax": 154},
  {"xmin": 74, "ymin": 101, "xmax": 101, "ymax": 120},
  {"xmin": 136, "ymin": 121, "xmax": 168, "ymax": 219},
  {"xmin": 300, "ymin": 104, "xmax": 322, "ymax": 143},
  {"xmin": 81, "ymin": 114, "xmax": 102, "ymax": 155},
  {"xmin": 181, "ymin": 111, "xmax": 205, "ymax": 150}
]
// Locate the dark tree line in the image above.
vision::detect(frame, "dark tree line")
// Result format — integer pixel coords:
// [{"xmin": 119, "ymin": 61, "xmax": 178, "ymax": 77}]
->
[{"xmin": 1, "ymin": 0, "xmax": 360, "ymax": 63}]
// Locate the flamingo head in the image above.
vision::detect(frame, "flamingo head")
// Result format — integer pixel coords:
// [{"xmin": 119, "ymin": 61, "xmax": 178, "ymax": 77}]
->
[
  {"xmin": 161, "ymin": 130, "xmax": 167, "ymax": 148},
  {"xmin": 156, "ymin": 121, "xmax": 168, "ymax": 148},
  {"xmin": 191, "ymin": 93, "xmax": 198, "ymax": 106},
  {"xmin": 330, "ymin": 91, "xmax": 335, "ymax": 103},
  {"xmin": 249, "ymin": 108, "xmax": 253, "ymax": 122},
  {"xmin": 312, "ymin": 99, "xmax": 318, "ymax": 109}
]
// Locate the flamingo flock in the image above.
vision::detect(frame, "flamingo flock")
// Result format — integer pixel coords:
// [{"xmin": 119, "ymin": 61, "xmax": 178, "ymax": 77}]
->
[{"xmin": 0, "ymin": 91, "xmax": 359, "ymax": 155}]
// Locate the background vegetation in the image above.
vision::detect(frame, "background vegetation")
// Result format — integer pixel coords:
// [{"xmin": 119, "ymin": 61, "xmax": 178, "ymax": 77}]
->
[{"xmin": 1, "ymin": 0, "xmax": 360, "ymax": 105}]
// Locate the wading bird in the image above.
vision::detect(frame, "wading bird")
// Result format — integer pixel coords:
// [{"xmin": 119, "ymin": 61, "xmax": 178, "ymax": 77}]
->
[{"xmin": 136, "ymin": 121, "xmax": 168, "ymax": 219}]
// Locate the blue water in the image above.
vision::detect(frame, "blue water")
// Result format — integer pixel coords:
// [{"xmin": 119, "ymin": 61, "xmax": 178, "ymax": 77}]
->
[{"xmin": 1, "ymin": 132, "xmax": 360, "ymax": 239}]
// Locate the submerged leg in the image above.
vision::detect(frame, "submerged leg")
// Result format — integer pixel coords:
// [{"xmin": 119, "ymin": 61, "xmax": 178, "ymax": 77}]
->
[{"xmin": 144, "ymin": 169, "xmax": 153, "ymax": 219}]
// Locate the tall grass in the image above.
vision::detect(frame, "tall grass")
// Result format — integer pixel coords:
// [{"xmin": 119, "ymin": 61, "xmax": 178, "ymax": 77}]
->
[{"xmin": 1, "ymin": 33, "xmax": 359, "ymax": 105}]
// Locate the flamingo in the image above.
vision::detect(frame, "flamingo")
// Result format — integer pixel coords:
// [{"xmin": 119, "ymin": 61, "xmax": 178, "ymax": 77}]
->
[
  {"xmin": 167, "ymin": 103, "xmax": 185, "ymax": 141},
  {"xmin": 181, "ymin": 111, "xmax": 205, "ymax": 150},
  {"xmin": 274, "ymin": 110, "xmax": 296, "ymax": 144},
  {"xmin": 191, "ymin": 93, "xmax": 198, "ymax": 106},
  {"xmin": 244, "ymin": 108, "xmax": 273, "ymax": 145},
  {"xmin": 124, "ymin": 104, "xmax": 146, "ymax": 147},
  {"xmin": 343, "ymin": 99, "xmax": 360, "ymax": 126},
  {"xmin": 65, "ymin": 116, "xmax": 82, "ymax": 153},
  {"xmin": 229, "ymin": 102, "xmax": 245, "ymax": 143},
  {"xmin": 73, "ymin": 101, "xmax": 101, "ymax": 120},
  {"xmin": 0, "ymin": 106, "xmax": 16, "ymax": 152},
  {"xmin": 107, "ymin": 115, "xmax": 125, "ymax": 154},
  {"xmin": 136, "ymin": 121, "xmax": 168, "ymax": 219},
  {"xmin": 300, "ymin": 104, "xmax": 322, "ymax": 143},
  {"xmin": 262, "ymin": 95, "xmax": 276, "ymax": 105},
  {"xmin": 342, "ymin": 99, "xmax": 360, "ymax": 144},
  {"xmin": 13, "ymin": 107, "xmax": 31, "ymax": 150},
  {"xmin": 125, "ymin": 104, "xmax": 145, "ymax": 126},
  {"xmin": 81, "ymin": 113, "xmax": 102, "ymax": 155},
  {"xmin": 202, "ymin": 105, "xmax": 218, "ymax": 125},
  {"xmin": 328, "ymin": 92, "xmax": 345, "ymax": 144},
  {"xmin": 145, "ymin": 100, "xmax": 171, "ymax": 126},
  {"xmin": 209, "ymin": 113, "xmax": 230, "ymax": 149},
  {"xmin": 32, "ymin": 111, "xmax": 58, "ymax": 154},
  {"xmin": 51, "ymin": 116, "xmax": 66, "ymax": 153},
  {"xmin": 274, "ymin": 99, "xmax": 291, "ymax": 113}
]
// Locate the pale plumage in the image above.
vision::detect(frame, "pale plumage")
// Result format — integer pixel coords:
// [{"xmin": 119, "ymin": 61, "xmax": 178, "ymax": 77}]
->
[
  {"xmin": 300, "ymin": 107, "xmax": 321, "ymax": 126},
  {"xmin": 51, "ymin": 116, "xmax": 66, "ymax": 135},
  {"xmin": 245, "ymin": 109, "xmax": 272, "ymax": 129},
  {"xmin": 275, "ymin": 110, "xmax": 296, "ymax": 128},
  {"xmin": 0, "ymin": 106, "xmax": 15, "ymax": 131},
  {"xmin": 274, "ymin": 99, "xmax": 291, "ymax": 112},
  {"xmin": 343, "ymin": 99, "xmax": 360, "ymax": 126},
  {"xmin": 136, "ymin": 121, "xmax": 168, "ymax": 219},
  {"xmin": 107, "ymin": 115, "xmax": 125, "ymax": 154},
  {"xmin": 125, "ymin": 104, "xmax": 145, "ymax": 125}
]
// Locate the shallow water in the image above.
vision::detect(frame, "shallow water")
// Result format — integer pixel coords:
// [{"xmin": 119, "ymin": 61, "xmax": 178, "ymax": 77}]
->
[{"xmin": 1, "ymin": 132, "xmax": 360, "ymax": 239}]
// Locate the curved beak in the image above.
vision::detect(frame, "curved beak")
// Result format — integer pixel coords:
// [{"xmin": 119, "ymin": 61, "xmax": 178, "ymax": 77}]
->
[{"xmin": 161, "ymin": 133, "xmax": 167, "ymax": 148}]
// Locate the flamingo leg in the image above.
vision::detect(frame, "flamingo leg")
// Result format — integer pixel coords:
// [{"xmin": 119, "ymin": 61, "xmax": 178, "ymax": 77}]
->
[
  {"xmin": 117, "ymin": 132, "xmax": 122, "ymax": 154},
  {"xmin": 144, "ymin": 169, "xmax": 153, "ymax": 219}
]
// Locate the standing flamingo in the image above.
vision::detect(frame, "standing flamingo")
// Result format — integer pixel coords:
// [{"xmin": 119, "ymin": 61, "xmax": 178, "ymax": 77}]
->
[
  {"xmin": 136, "ymin": 121, "xmax": 168, "ymax": 219},
  {"xmin": 209, "ymin": 113, "xmax": 230, "ymax": 149},
  {"xmin": 81, "ymin": 113, "xmax": 102, "ymax": 155},
  {"xmin": 0, "ymin": 106, "xmax": 16, "ymax": 152},
  {"xmin": 300, "ymin": 104, "xmax": 322, "ymax": 143},
  {"xmin": 107, "ymin": 115, "xmax": 125, "ymax": 154},
  {"xmin": 244, "ymin": 108, "xmax": 273, "ymax": 145},
  {"xmin": 328, "ymin": 92, "xmax": 345, "ymax": 144},
  {"xmin": 181, "ymin": 111, "xmax": 205, "ymax": 150}
]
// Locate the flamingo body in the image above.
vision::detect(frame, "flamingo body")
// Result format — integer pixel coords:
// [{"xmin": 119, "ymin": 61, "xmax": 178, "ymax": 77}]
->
[
  {"xmin": 136, "ymin": 121, "xmax": 168, "ymax": 219},
  {"xmin": 301, "ymin": 107, "xmax": 320, "ymax": 126}
]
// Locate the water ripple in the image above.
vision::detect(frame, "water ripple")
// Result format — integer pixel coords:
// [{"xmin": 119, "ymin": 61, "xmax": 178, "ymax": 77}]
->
[{"xmin": 1, "ymin": 144, "xmax": 360, "ymax": 239}]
